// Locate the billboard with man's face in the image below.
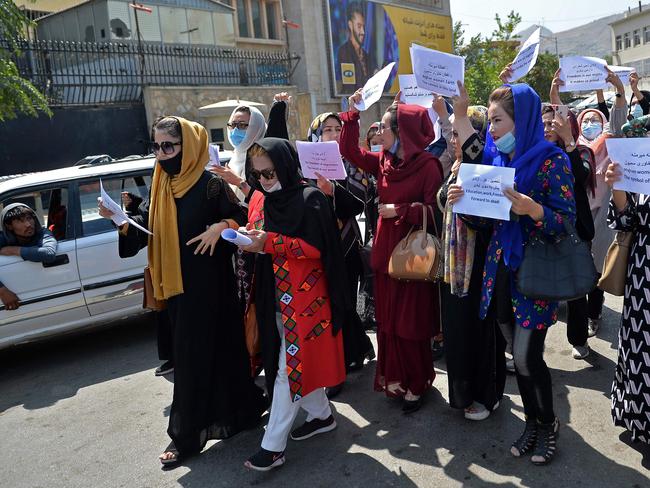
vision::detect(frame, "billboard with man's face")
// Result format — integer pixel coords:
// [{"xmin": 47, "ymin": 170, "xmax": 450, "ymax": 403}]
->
[{"xmin": 327, "ymin": 0, "xmax": 453, "ymax": 96}]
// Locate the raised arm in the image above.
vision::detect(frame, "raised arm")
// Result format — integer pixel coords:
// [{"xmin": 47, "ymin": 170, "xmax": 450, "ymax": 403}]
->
[{"xmin": 339, "ymin": 110, "xmax": 381, "ymax": 177}]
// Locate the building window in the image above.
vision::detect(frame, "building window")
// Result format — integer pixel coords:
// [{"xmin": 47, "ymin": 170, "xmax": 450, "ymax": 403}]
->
[
  {"xmin": 645, "ymin": 27, "xmax": 650, "ymax": 43},
  {"xmin": 231, "ymin": 0, "xmax": 282, "ymax": 40},
  {"xmin": 624, "ymin": 32, "xmax": 631, "ymax": 48},
  {"xmin": 634, "ymin": 29, "xmax": 641, "ymax": 46},
  {"xmin": 616, "ymin": 35, "xmax": 622, "ymax": 51}
]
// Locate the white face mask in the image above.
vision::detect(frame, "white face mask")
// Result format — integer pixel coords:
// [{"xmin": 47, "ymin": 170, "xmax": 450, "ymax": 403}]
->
[
  {"xmin": 263, "ymin": 180, "xmax": 282, "ymax": 193},
  {"xmin": 370, "ymin": 144, "xmax": 383, "ymax": 152}
]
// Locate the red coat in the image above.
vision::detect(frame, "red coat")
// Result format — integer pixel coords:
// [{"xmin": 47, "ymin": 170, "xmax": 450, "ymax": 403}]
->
[
  {"xmin": 249, "ymin": 191, "xmax": 345, "ymax": 401},
  {"xmin": 339, "ymin": 107, "xmax": 443, "ymax": 341}
]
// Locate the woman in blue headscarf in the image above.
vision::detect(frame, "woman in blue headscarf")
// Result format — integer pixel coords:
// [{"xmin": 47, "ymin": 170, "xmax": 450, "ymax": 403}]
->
[{"xmin": 448, "ymin": 83, "xmax": 577, "ymax": 466}]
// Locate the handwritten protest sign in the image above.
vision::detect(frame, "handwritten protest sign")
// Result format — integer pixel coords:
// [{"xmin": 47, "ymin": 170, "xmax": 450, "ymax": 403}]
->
[
  {"xmin": 410, "ymin": 43, "xmax": 464, "ymax": 97},
  {"xmin": 453, "ymin": 164, "xmax": 516, "ymax": 221},
  {"xmin": 508, "ymin": 27, "xmax": 541, "ymax": 83},
  {"xmin": 354, "ymin": 62, "xmax": 396, "ymax": 111},
  {"xmin": 98, "ymin": 180, "xmax": 152, "ymax": 235},
  {"xmin": 606, "ymin": 139, "xmax": 650, "ymax": 195},
  {"xmin": 296, "ymin": 141, "xmax": 347, "ymax": 180},
  {"xmin": 559, "ymin": 56, "xmax": 608, "ymax": 92},
  {"xmin": 399, "ymin": 74, "xmax": 434, "ymax": 107},
  {"xmin": 609, "ymin": 65, "xmax": 635, "ymax": 87}
]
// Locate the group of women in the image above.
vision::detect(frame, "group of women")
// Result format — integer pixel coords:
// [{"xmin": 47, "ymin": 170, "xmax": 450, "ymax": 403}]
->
[{"xmin": 97, "ymin": 64, "xmax": 649, "ymax": 471}]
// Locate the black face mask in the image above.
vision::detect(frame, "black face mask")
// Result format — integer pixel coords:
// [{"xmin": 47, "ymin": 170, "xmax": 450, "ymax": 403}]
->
[{"xmin": 158, "ymin": 151, "xmax": 182, "ymax": 175}]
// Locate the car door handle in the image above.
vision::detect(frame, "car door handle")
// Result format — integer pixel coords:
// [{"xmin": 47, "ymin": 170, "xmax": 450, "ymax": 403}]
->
[{"xmin": 42, "ymin": 254, "xmax": 70, "ymax": 268}]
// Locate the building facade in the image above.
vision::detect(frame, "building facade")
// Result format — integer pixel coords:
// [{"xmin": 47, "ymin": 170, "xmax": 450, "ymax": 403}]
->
[{"xmin": 610, "ymin": 3, "xmax": 650, "ymax": 92}]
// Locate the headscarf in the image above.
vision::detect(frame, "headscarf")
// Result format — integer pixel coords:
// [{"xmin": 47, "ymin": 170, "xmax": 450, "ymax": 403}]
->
[
  {"xmin": 467, "ymin": 105, "xmax": 489, "ymax": 139},
  {"xmin": 482, "ymin": 83, "xmax": 566, "ymax": 270},
  {"xmin": 622, "ymin": 114, "xmax": 650, "ymax": 138},
  {"xmin": 307, "ymin": 112, "xmax": 342, "ymax": 142},
  {"xmin": 576, "ymin": 109, "xmax": 610, "ymax": 173},
  {"xmin": 246, "ymin": 138, "xmax": 351, "ymax": 397},
  {"xmin": 366, "ymin": 121, "xmax": 381, "ymax": 148},
  {"xmin": 148, "ymin": 117, "xmax": 208, "ymax": 300},
  {"xmin": 384, "ymin": 104, "xmax": 439, "ymax": 182},
  {"xmin": 227, "ymin": 105, "xmax": 267, "ymax": 198}
]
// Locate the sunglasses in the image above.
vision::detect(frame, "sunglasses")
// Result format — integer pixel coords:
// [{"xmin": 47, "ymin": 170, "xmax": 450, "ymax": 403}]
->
[
  {"xmin": 150, "ymin": 141, "xmax": 181, "ymax": 155},
  {"xmin": 227, "ymin": 122, "xmax": 249, "ymax": 130},
  {"xmin": 250, "ymin": 168, "xmax": 276, "ymax": 180}
]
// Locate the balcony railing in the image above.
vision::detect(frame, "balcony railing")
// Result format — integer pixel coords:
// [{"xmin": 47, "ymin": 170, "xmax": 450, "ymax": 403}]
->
[{"xmin": 6, "ymin": 39, "xmax": 297, "ymax": 105}]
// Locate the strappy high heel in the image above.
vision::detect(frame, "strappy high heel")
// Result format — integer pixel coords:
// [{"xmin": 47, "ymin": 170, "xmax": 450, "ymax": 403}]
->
[
  {"xmin": 531, "ymin": 417, "xmax": 559, "ymax": 465},
  {"xmin": 510, "ymin": 417, "xmax": 538, "ymax": 457}
]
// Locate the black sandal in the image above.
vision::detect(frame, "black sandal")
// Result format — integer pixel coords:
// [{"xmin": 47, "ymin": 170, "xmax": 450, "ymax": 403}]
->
[
  {"xmin": 531, "ymin": 417, "xmax": 559, "ymax": 465},
  {"xmin": 160, "ymin": 442, "xmax": 182, "ymax": 468},
  {"xmin": 510, "ymin": 418, "xmax": 538, "ymax": 457}
]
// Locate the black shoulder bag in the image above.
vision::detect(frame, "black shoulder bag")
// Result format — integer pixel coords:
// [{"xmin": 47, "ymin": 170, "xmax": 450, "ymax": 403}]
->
[{"xmin": 516, "ymin": 220, "xmax": 598, "ymax": 301}]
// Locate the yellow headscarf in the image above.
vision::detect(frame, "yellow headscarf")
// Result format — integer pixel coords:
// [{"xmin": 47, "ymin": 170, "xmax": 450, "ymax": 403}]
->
[{"xmin": 148, "ymin": 117, "xmax": 209, "ymax": 300}]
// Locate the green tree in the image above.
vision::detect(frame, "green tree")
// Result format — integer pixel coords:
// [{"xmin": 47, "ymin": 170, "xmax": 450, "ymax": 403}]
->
[
  {"xmin": 0, "ymin": 0, "xmax": 51, "ymax": 121},
  {"xmin": 457, "ymin": 11, "xmax": 564, "ymax": 105}
]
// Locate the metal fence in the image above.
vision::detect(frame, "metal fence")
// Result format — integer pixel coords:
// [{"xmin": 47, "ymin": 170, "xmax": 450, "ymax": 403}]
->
[{"xmin": 6, "ymin": 39, "xmax": 296, "ymax": 106}]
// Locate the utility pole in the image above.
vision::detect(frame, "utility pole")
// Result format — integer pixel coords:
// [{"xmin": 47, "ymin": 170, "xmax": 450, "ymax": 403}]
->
[{"xmin": 129, "ymin": 3, "xmax": 152, "ymax": 95}]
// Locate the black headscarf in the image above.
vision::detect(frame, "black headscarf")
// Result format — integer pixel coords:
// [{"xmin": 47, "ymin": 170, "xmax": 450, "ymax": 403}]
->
[{"xmin": 246, "ymin": 138, "xmax": 351, "ymax": 395}]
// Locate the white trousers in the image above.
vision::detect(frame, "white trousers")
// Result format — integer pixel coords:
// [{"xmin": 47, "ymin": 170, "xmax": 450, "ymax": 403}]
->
[{"xmin": 261, "ymin": 314, "xmax": 331, "ymax": 452}]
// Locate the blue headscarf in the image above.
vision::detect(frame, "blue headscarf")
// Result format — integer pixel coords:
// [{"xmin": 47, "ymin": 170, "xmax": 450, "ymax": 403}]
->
[{"xmin": 482, "ymin": 83, "xmax": 565, "ymax": 270}]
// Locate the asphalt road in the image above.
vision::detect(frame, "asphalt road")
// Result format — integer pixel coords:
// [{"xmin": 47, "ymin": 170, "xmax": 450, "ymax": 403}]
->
[{"xmin": 1, "ymin": 295, "xmax": 648, "ymax": 488}]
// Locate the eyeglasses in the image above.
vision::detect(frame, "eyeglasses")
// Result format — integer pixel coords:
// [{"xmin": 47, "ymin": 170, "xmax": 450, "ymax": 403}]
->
[
  {"xmin": 250, "ymin": 168, "xmax": 276, "ymax": 180},
  {"xmin": 227, "ymin": 122, "xmax": 249, "ymax": 130},
  {"xmin": 150, "ymin": 141, "xmax": 181, "ymax": 155}
]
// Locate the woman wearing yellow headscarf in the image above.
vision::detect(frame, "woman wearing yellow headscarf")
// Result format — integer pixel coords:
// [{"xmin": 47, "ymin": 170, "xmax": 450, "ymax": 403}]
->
[{"xmin": 99, "ymin": 116, "xmax": 267, "ymax": 468}]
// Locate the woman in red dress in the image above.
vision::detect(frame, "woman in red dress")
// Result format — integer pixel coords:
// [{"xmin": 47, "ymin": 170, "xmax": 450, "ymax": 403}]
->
[
  {"xmin": 240, "ymin": 138, "xmax": 349, "ymax": 470},
  {"xmin": 339, "ymin": 94, "xmax": 443, "ymax": 413}
]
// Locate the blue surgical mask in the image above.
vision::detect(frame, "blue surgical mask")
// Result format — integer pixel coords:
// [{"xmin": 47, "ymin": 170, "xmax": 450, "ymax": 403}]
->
[
  {"xmin": 229, "ymin": 127, "xmax": 247, "ymax": 147},
  {"xmin": 581, "ymin": 122, "xmax": 602, "ymax": 141},
  {"xmin": 494, "ymin": 131, "xmax": 516, "ymax": 154},
  {"xmin": 389, "ymin": 139, "xmax": 400, "ymax": 154},
  {"xmin": 370, "ymin": 144, "xmax": 383, "ymax": 152},
  {"xmin": 632, "ymin": 104, "xmax": 643, "ymax": 119}
]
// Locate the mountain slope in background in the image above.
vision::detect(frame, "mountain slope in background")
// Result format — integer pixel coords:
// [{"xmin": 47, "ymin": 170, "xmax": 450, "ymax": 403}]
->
[{"xmin": 514, "ymin": 6, "xmax": 645, "ymax": 59}]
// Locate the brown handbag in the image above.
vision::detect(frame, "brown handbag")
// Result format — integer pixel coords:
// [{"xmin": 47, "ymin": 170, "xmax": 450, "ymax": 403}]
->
[
  {"xmin": 597, "ymin": 232, "xmax": 633, "ymax": 296},
  {"xmin": 388, "ymin": 204, "xmax": 443, "ymax": 282},
  {"xmin": 143, "ymin": 266, "xmax": 167, "ymax": 311}
]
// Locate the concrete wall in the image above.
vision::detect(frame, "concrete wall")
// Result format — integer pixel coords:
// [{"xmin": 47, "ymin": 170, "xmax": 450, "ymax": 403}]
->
[{"xmin": 143, "ymin": 85, "xmax": 304, "ymax": 142}]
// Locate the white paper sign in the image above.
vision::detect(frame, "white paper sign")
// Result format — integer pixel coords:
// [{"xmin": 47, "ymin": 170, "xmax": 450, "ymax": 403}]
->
[
  {"xmin": 508, "ymin": 27, "xmax": 541, "ymax": 83},
  {"xmin": 606, "ymin": 138, "xmax": 650, "ymax": 195},
  {"xmin": 98, "ymin": 180, "xmax": 152, "ymax": 235},
  {"xmin": 296, "ymin": 141, "xmax": 347, "ymax": 180},
  {"xmin": 559, "ymin": 56, "xmax": 608, "ymax": 92},
  {"xmin": 221, "ymin": 228, "xmax": 252, "ymax": 246},
  {"xmin": 609, "ymin": 65, "xmax": 635, "ymax": 87},
  {"xmin": 410, "ymin": 43, "xmax": 465, "ymax": 97},
  {"xmin": 354, "ymin": 62, "xmax": 396, "ymax": 111},
  {"xmin": 453, "ymin": 164, "xmax": 516, "ymax": 221},
  {"xmin": 399, "ymin": 74, "xmax": 434, "ymax": 107}
]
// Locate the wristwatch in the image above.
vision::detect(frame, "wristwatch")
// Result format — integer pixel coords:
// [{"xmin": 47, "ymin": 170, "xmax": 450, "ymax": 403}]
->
[{"xmin": 566, "ymin": 139, "xmax": 576, "ymax": 149}]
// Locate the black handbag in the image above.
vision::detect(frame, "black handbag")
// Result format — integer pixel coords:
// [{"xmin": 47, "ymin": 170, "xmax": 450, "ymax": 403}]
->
[{"xmin": 516, "ymin": 221, "xmax": 598, "ymax": 301}]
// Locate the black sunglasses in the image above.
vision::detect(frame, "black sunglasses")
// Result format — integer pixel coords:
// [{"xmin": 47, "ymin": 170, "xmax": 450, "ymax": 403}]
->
[
  {"xmin": 150, "ymin": 141, "xmax": 181, "ymax": 155},
  {"xmin": 250, "ymin": 168, "xmax": 276, "ymax": 180},
  {"xmin": 227, "ymin": 122, "xmax": 249, "ymax": 130}
]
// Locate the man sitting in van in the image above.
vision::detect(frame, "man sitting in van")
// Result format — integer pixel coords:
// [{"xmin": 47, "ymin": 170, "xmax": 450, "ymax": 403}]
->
[{"xmin": 0, "ymin": 203, "xmax": 58, "ymax": 311}]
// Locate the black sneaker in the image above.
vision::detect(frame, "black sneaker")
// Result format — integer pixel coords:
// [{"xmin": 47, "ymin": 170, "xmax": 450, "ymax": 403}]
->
[
  {"xmin": 244, "ymin": 449, "xmax": 285, "ymax": 471},
  {"xmin": 290, "ymin": 415, "xmax": 337, "ymax": 441},
  {"xmin": 155, "ymin": 361, "xmax": 174, "ymax": 376}
]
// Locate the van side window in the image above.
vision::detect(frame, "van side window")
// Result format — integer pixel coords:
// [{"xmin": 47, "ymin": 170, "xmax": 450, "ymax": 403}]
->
[
  {"xmin": 0, "ymin": 188, "xmax": 70, "ymax": 241},
  {"xmin": 79, "ymin": 175, "xmax": 151, "ymax": 237}
]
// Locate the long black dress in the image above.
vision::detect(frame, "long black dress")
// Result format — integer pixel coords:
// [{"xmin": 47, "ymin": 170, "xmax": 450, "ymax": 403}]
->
[
  {"xmin": 119, "ymin": 172, "xmax": 267, "ymax": 455},
  {"xmin": 438, "ymin": 134, "xmax": 507, "ymax": 411}
]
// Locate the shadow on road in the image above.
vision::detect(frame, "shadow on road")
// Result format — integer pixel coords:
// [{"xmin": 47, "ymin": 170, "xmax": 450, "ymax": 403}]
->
[{"xmin": 0, "ymin": 315, "xmax": 160, "ymax": 413}]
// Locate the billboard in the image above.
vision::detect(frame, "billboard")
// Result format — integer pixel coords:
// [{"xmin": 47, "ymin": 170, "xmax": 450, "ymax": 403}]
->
[{"xmin": 327, "ymin": 0, "xmax": 453, "ymax": 96}]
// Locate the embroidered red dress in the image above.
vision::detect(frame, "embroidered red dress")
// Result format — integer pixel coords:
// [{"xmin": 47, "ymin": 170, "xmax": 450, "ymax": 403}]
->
[
  {"xmin": 339, "ymin": 106, "xmax": 443, "ymax": 397},
  {"xmin": 249, "ymin": 191, "xmax": 345, "ymax": 400}
]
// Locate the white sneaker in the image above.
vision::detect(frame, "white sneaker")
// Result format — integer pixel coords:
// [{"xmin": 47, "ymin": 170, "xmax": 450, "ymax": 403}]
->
[
  {"xmin": 572, "ymin": 344, "xmax": 590, "ymax": 359},
  {"xmin": 464, "ymin": 401, "xmax": 499, "ymax": 421},
  {"xmin": 587, "ymin": 318, "xmax": 601, "ymax": 338}
]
